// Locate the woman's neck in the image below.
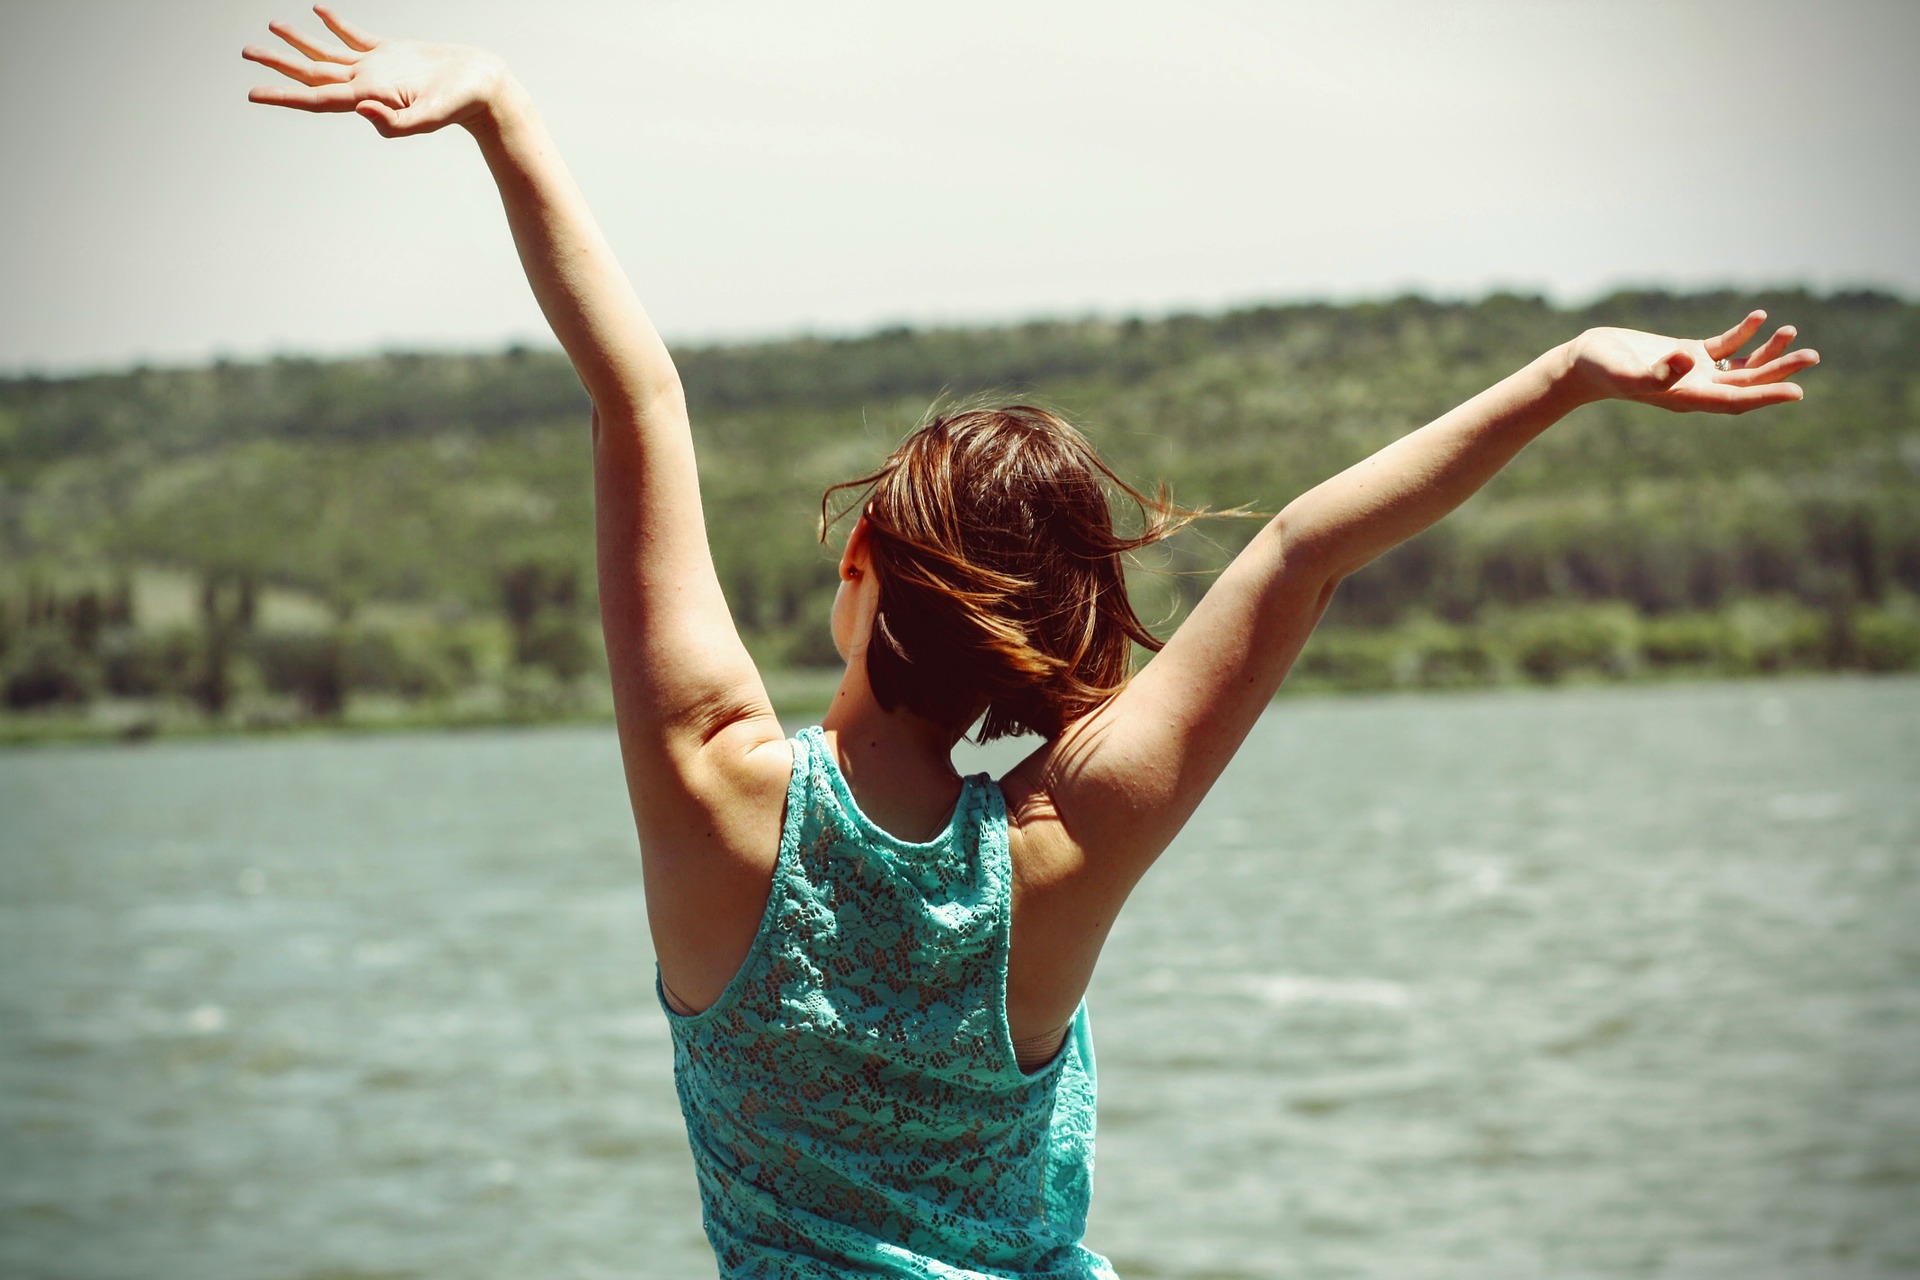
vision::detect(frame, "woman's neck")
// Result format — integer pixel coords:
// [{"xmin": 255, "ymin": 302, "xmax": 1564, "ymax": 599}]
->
[{"xmin": 820, "ymin": 657, "xmax": 966, "ymax": 843}]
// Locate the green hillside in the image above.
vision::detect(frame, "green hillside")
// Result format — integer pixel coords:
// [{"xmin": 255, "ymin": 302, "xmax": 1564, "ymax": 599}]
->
[{"xmin": 3, "ymin": 288, "xmax": 1916, "ymax": 741}]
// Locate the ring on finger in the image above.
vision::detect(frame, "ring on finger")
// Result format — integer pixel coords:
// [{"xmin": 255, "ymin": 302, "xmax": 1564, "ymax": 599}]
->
[{"xmin": 1714, "ymin": 358, "xmax": 1733, "ymax": 372}]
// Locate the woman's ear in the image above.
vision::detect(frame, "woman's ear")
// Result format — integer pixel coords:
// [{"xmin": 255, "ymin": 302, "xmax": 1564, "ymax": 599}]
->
[
  {"xmin": 840, "ymin": 514, "xmax": 872, "ymax": 581},
  {"xmin": 831, "ymin": 514, "xmax": 881, "ymax": 664}
]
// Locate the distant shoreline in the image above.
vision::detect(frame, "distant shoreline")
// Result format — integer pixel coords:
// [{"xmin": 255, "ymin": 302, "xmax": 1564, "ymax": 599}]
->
[
  {"xmin": 4, "ymin": 665, "xmax": 1912, "ymax": 751},
  {"xmin": 8, "ymin": 289, "xmax": 1916, "ymax": 745}
]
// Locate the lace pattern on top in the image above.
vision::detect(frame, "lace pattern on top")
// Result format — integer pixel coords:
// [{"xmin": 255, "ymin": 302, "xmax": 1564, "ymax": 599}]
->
[{"xmin": 659, "ymin": 726, "xmax": 1115, "ymax": 1278}]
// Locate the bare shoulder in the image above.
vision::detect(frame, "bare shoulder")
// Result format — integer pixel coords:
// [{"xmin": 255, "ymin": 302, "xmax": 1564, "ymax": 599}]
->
[
  {"xmin": 1003, "ymin": 700, "xmax": 1186, "ymax": 891},
  {"xmin": 638, "ymin": 712, "xmax": 795, "ymax": 1012},
  {"xmin": 999, "ymin": 711, "xmax": 1175, "ymax": 928},
  {"xmin": 999, "ymin": 736, "xmax": 1151, "ymax": 1036},
  {"xmin": 999, "ymin": 766, "xmax": 1080, "ymax": 890}
]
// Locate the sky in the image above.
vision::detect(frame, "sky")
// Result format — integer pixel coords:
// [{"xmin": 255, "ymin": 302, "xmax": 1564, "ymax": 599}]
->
[{"xmin": 1, "ymin": 0, "xmax": 1914, "ymax": 375}]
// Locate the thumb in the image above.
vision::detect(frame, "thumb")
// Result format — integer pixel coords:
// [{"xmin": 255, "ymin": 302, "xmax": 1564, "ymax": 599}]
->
[
  {"xmin": 1648, "ymin": 350, "xmax": 1694, "ymax": 388},
  {"xmin": 355, "ymin": 99, "xmax": 426, "ymax": 137}
]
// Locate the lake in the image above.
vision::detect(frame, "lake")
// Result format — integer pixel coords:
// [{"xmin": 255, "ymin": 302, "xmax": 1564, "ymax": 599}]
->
[{"xmin": 2, "ymin": 677, "xmax": 1916, "ymax": 1279}]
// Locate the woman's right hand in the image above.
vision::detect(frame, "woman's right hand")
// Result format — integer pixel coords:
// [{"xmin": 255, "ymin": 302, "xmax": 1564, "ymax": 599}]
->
[{"xmin": 243, "ymin": 5, "xmax": 509, "ymax": 137}]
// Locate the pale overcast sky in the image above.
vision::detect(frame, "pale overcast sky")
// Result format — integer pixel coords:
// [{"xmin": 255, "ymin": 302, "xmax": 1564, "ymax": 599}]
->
[{"xmin": 1, "ymin": 0, "xmax": 1913, "ymax": 374}]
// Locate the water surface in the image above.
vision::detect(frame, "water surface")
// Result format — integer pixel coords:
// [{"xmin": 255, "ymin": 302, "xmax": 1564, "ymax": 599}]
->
[{"xmin": 2, "ymin": 678, "xmax": 1916, "ymax": 1278}]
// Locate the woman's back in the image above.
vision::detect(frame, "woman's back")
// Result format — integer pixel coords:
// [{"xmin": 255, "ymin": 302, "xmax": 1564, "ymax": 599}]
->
[
  {"xmin": 235, "ymin": 19, "xmax": 1820, "ymax": 1268},
  {"xmin": 665, "ymin": 727, "xmax": 1114, "ymax": 1277}
]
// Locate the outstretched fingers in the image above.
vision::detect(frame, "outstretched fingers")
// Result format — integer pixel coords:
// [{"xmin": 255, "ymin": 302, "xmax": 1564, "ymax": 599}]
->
[
  {"xmin": 243, "ymin": 42, "xmax": 352, "ymax": 86},
  {"xmin": 314, "ymin": 5, "xmax": 382, "ymax": 52},
  {"xmin": 1703, "ymin": 310, "xmax": 1767, "ymax": 360},
  {"xmin": 1712, "ymin": 382, "xmax": 1807, "ymax": 413},
  {"xmin": 1728, "ymin": 324, "xmax": 1797, "ymax": 371},
  {"xmin": 268, "ymin": 19, "xmax": 358, "ymax": 64},
  {"xmin": 247, "ymin": 81, "xmax": 363, "ymax": 111},
  {"xmin": 1717, "ymin": 346, "xmax": 1820, "ymax": 387}
]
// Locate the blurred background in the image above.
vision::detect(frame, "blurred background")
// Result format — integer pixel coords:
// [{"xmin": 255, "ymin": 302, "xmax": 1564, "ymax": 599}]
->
[{"xmin": 2, "ymin": 2, "xmax": 1916, "ymax": 1277}]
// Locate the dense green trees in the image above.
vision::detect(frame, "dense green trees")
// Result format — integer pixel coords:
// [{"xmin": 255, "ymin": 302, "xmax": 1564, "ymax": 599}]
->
[{"xmin": 2, "ymin": 288, "xmax": 1915, "ymax": 738}]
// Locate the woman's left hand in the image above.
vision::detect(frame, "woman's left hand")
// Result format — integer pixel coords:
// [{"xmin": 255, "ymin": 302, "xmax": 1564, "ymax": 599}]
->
[{"xmin": 1569, "ymin": 311, "xmax": 1819, "ymax": 414}]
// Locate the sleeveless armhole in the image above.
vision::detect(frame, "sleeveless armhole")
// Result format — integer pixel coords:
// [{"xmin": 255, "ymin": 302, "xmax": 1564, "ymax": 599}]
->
[
  {"xmin": 979, "ymin": 775, "xmax": 1085, "ymax": 1081},
  {"xmin": 653, "ymin": 731, "xmax": 808, "ymax": 1026}
]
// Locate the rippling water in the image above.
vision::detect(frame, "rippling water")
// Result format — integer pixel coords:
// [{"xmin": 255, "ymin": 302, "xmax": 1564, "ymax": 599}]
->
[{"xmin": 2, "ymin": 677, "xmax": 1917, "ymax": 1279}]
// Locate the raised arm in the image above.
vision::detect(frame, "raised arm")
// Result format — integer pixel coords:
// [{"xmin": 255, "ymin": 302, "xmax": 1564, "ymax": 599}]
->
[
  {"xmin": 1029, "ymin": 313, "xmax": 1818, "ymax": 885},
  {"xmin": 244, "ymin": 10, "xmax": 781, "ymax": 828}
]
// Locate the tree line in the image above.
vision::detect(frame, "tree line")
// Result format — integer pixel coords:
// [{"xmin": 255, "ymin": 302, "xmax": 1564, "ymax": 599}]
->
[{"xmin": 2, "ymin": 287, "xmax": 1915, "ymax": 738}]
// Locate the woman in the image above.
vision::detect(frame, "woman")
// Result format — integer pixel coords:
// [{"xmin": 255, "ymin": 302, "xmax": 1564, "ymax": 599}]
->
[{"xmin": 245, "ymin": 10, "xmax": 1817, "ymax": 1275}]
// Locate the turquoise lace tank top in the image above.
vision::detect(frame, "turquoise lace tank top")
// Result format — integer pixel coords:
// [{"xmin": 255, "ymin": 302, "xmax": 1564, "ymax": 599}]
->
[{"xmin": 658, "ymin": 726, "xmax": 1116, "ymax": 1278}]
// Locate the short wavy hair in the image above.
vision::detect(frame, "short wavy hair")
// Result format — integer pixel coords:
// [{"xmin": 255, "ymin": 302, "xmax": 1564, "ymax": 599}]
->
[{"xmin": 821, "ymin": 403, "xmax": 1203, "ymax": 743}]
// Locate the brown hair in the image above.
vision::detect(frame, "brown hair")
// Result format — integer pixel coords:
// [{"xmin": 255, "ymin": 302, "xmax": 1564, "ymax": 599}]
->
[{"xmin": 820, "ymin": 403, "xmax": 1207, "ymax": 743}]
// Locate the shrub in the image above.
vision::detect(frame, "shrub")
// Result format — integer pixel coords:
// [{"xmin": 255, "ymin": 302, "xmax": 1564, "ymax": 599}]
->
[
  {"xmin": 345, "ymin": 628, "xmax": 463, "ymax": 699},
  {"xmin": 98, "ymin": 625, "xmax": 198, "ymax": 697},
  {"xmin": 250, "ymin": 630, "xmax": 348, "ymax": 717},
  {"xmin": 1294, "ymin": 629, "xmax": 1398, "ymax": 690},
  {"xmin": 501, "ymin": 665, "xmax": 581, "ymax": 719},
  {"xmin": 1501, "ymin": 602, "xmax": 1639, "ymax": 683},
  {"xmin": 1639, "ymin": 611, "xmax": 1724, "ymax": 670},
  {"xmin": 519, "ymin": 617, "xmax": 599, "ymax": 681},
  {"xmin": 1719, "ymin": 597, "xmax": 1825, "ymax": 673},
  {"xmin": 1857, "ymin": 601, "xmax": 1920, "ymax": 672},
  {"xmin": 2, "ymin": 629, "xmax": 100, "ymax": 709},
  {"xmin": 1399, "ymin": 618, "xmax": 1501, "ymax": 688}
]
